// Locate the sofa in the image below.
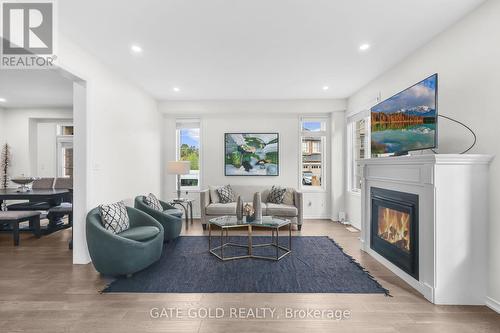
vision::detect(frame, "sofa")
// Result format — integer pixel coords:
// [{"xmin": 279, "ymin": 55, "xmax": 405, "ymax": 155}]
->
[{"xmin": 200, "ymin": 185, "xmax": 303, "ymax": 230}]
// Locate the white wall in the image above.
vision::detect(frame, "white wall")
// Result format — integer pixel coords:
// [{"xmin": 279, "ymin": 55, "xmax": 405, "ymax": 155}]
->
[
  {"xmin": 160, "ymin": 100, "xmax": 346, "ymax": 115},
  {"xmin": 0, "ymin": 108, "xmax": 72, "ymax": 181},
  {"xmin": 160, "ymin": 99, "xmax": 346, "ymax": 220},
  {"xmin": 36, "ymin": 122, "xmax": 58, "ymax": 177},
  {"xmin": 331, "ymin": 111, "xmax": 346, "ymax": 221},
  {"xmin": 345, "ymin": 0, "xmax": 500, "ymax": 309},
  {"xmin": 57, "ymin": 35, "xmax": 162, "ymax": 264},
  {"xmin": 0, "ymin": 107, "xmax": 5, "ymax": 145},
  {"xmin": 346, "ymin": 193, "xmax": 361, "ymax": 229},
  {"xmin": 58, "ymin": 36, "xmax": 162, "ymax": 205},
  {"xmin": 36, "ymin": 121, "xmax": 75, "ymax": 177}
]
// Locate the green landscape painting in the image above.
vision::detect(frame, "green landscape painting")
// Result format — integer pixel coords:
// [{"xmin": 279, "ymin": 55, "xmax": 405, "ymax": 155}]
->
[{"xmin": 225, "ymin": 133, "xmax": 279, "ymax": 176}]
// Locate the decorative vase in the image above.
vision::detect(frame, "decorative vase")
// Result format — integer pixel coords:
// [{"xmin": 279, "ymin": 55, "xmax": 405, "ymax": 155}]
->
[
  {"xmin": 253, "ymin": 192, "xmax": 262, "ymax": 221},
  {"xmin": 236, "ymin": 196, "xmax": 244, "ymax": 220}
]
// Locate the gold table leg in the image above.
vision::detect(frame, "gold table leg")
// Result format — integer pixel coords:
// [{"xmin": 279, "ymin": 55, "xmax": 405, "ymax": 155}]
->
[
  {"xmin": 220, "ymin": 227, "xmax": 224, "ymax": 260},
  {"xmin": 248, "ymin": 225, "xmax": 252, "ymax": 256},
  {"xmin": 276, "ymin": 227, "xmax": 279, "ymax": 260},
  {"xmin": 208, "ymin": 223, "xmax": 211, "ymax": 250}
]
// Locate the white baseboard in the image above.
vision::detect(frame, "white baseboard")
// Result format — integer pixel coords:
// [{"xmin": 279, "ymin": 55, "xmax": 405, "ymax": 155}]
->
[
  {"xmin": 304, "ymin": 215, "xmax": 331, "ymax": 220},
  {"xmin": 332, "ymin": 217, "xmax": 351, "ymax": 225},
  {"xmin": 486, "ymin": 297, "xmax": 500, "ymax": 313}
]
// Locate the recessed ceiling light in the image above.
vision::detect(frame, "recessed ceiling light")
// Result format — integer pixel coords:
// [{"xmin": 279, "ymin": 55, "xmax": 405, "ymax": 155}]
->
[
  {"xmin": 173, "ymin": 87, "xmax": 180, "ymax": 92},
  {"xmin": 130, "ymin": 44, "xmax": 143, "ymax": 54},
  {"xmin": 359, "ymin": 43, "xmax": 371, "ymax": 51},
  {"xmin": 0, "ymin": 97, "xmax": 6, "ymax": 103},
  {"xmin": 322, "ymin": 86, "xmax": 329, "ymax": 91}
]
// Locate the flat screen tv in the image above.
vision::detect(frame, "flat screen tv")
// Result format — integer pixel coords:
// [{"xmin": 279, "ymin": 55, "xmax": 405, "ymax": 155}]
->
[{"xmin": 371, "ymin": 74, "xmax": 438, "ymax": 156}]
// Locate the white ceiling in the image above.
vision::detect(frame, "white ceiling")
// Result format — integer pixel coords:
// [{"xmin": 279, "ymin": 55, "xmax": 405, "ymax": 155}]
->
[
  {"xmin": 0, "ymin": 70, "xmax": 73, "ymax": 108},
  {"xmin": 57, "ymin": 0, "xmax": 484, "ymax": 100}
]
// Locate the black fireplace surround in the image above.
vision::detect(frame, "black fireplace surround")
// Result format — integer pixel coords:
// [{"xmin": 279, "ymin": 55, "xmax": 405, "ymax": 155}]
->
[{"xmin": 370, "ymin": 187, "xmax": 419, "ymax": 280}]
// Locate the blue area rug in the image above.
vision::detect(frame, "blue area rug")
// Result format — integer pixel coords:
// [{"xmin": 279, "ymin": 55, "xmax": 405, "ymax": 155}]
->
[{"xmin": 102, "ymin": 236, "xmax": 389, "ymax": 294}]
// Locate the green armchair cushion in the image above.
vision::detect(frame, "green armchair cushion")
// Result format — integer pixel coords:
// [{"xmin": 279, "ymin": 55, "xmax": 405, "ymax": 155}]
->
[
  {"xmin": 118, "ymin": 226, "xmax": 160, "ymax": 242},
  {"xmin": 164, "ymin": 208, "xmax": 183, "ymax": 218}
]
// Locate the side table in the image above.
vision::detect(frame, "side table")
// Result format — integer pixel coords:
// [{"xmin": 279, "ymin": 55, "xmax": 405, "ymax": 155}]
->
[{"xmin": 167, "ymin": 198, "xmax": 194, "ymax": 230}]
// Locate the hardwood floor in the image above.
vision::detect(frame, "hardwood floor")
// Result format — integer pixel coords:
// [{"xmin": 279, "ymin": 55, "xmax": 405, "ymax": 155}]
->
[{"xmin": 0, "ymin": 219, "xmax": 499, "ymax": 333}]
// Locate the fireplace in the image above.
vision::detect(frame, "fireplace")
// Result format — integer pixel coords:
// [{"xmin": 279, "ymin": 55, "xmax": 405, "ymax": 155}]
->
[{"xmin": 370, "ymin": 187, "xmax": 419, "ymax": 279}]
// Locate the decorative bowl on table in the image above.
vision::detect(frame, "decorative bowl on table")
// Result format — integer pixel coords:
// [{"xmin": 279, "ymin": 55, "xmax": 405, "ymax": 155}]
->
[{"xmin": 11, "ymin": 176, "xmax": 37, "ymax": 193}]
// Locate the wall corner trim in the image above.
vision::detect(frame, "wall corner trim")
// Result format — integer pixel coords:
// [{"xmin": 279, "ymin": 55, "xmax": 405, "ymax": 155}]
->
[{"xmin": 486, "ymin": 297, "xmax": 500, "ymax": 314}]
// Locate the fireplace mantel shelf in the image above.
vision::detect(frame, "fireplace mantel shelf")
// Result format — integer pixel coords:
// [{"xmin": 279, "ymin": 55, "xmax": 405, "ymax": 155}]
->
[
  {"xmin": 360, "ymin": 153, "xmax": 493, "ymax": 305},
  {"xmin": 358, "ymin": 153, "xmax": 494, "ymax": 166}
]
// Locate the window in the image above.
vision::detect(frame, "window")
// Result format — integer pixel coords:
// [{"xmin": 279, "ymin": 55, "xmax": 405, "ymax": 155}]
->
[
  {"xmin": 59, "ymin": 125, "xmax": 74, "ymax": 136},
  {"xmin": 59, "ymin": 143, "xmax": 73, "ymax": 177},
  {"xmin": 176, "ymin": 119, "xmax": 200, "ymax": 189},
  {"xmin": 302, "ymin": 141, "xmax": 308, "ymax": 153},
  {"xmin": 56, "ymin": 124, "xmax": 74, "ymax": 178},
  {"xmin": 353, "ymin": 119, "xmax": 367, "ymax": 191},
  {"xmin": 312, "ymin": 141, "xmax": 321, "ymax": 153},
  {"xmin": 348, "ymin": 115, "xmax": 369, "ymax": 192},
  {"xmin": 300, "ymin": 118, "xmax": 327, "ymax": 190}
]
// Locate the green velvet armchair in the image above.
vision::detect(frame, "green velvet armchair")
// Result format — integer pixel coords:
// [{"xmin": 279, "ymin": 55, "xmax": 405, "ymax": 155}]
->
[
  {"xmin": 134, "ymin": 196, "xmax": 182, "ymax": 242},
  {"xmin": 86, "ymin": 206, "xmax": 164, "ymax": 277}
]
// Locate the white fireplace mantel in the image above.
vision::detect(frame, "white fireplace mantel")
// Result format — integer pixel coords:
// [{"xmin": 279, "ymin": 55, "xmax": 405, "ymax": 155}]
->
[{"xmin": 359, "ymin": 154, "xmax": 494, "ymax": 305}]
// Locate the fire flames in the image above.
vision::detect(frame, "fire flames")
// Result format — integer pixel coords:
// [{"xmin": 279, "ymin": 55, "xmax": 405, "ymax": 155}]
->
[{"xmin": 377, "ymin": 207, "xmax": 411, "ymax": 252}]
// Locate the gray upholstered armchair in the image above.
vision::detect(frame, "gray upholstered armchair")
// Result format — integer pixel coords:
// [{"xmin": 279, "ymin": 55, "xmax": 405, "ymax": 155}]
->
[
  {"xmin": 134, "ymin": 196, "xmax": 182, "ymax": 242},
  {"xmin": 86, "ymin": 206, "xmax": 164, "ymax": 277}
]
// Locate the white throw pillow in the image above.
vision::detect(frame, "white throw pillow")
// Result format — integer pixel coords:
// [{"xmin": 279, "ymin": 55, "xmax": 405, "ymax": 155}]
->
[
  {"xmin": 99, "ymin": 201, "xmax": 130, "ymax": 234},
  {"xmin": 144, "ymin": 193, "xmax": 163, "ymax": 211},
  {"xmin": 209, "ymin": 185, "xmax": 221, "ymax": 204}
]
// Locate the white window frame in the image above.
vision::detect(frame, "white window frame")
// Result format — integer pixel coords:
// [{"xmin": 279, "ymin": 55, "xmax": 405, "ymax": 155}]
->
[
  {"xmin": 299, "ymin": 116, "xmax": 328, "ymax": 192},
  {"xmin": 347, "ymin": 112, "xmax": 370, "ymax": 194},
  {"xmin": 56, "ymin": 138, "xmax": 73, "ymax": 177},
  {"xmin": 175, "ymin": 118, "xmax": 202, "ymax": 190},
  {"xmin": 57, "ymin": 124, "xmax": 74, "ymax": 136}
]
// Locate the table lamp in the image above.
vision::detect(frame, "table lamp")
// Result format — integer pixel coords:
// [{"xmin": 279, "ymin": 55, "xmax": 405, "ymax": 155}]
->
[{"xmin": 167, "ymin": 161, "xmax": 191, "ymax": 200}]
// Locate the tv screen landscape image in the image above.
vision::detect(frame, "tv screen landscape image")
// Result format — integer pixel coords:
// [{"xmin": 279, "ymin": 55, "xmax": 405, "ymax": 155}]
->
[{"xmin": 371, "ymin": 74, "xmax": 438, "ymax": 156}]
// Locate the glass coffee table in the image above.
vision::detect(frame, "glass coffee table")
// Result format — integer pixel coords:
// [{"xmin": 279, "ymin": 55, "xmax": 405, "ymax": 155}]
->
[{"xmin": 208, "ymin": 215, "xmax": 291, "ymax": 261}]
